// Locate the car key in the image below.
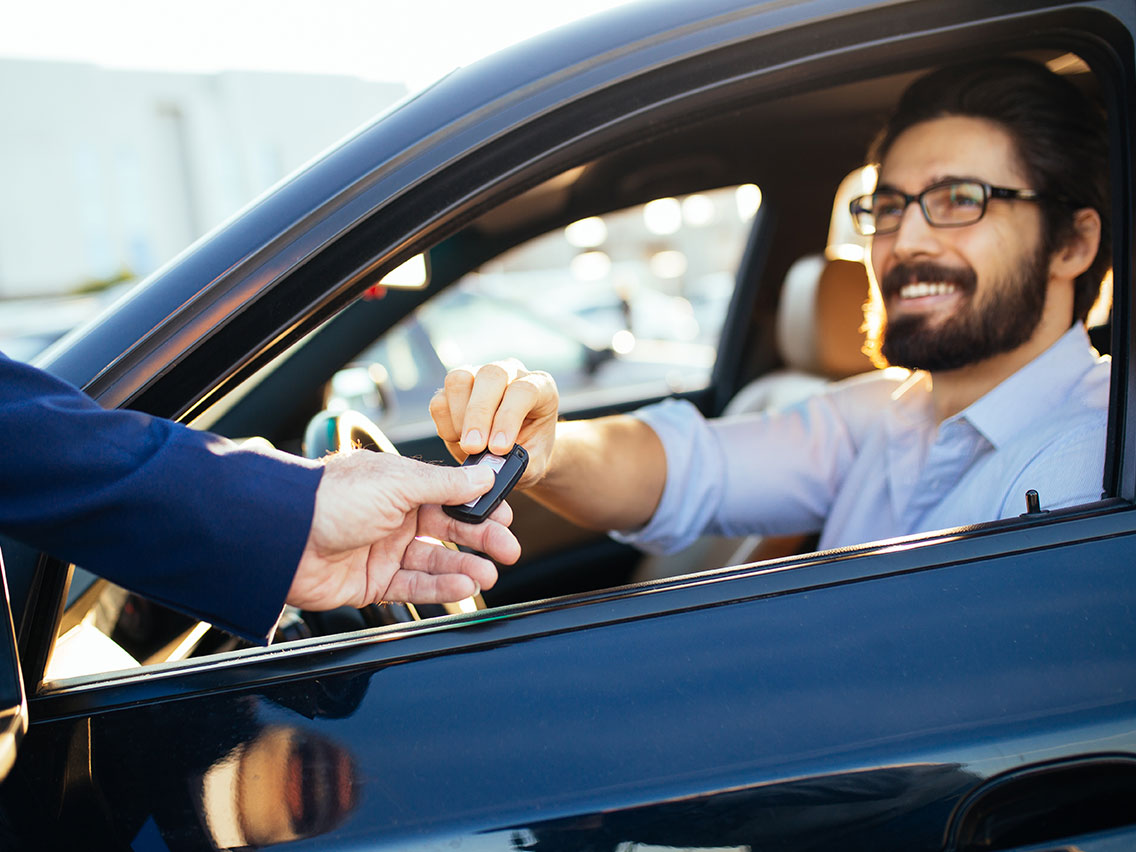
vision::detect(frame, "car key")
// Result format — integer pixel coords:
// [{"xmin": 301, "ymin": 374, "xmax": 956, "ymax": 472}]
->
[{"xmin": 443, "ymin": 444, "xmax": 529, "ymax": 524}]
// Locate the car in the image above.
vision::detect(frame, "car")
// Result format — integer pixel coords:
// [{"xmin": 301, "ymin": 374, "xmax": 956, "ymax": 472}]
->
[{"xmin": 2, "ymin": 0, "xmax": 1135, "ymax": 849}]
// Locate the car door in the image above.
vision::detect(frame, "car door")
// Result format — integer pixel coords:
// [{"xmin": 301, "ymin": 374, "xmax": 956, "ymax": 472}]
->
[
  {"xmin": 2, "ymin": 1, "xmax": 1135, "ymax": 850},
  {"xmin": 6, "ymin": 508, "xmax": 1136, "ymax": 850}
]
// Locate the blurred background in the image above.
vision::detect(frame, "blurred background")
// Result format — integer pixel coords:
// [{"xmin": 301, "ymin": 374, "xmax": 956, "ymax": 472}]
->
[{"xmin": 0, "ymin": 0, "xmax": 635, "ymax": 359}]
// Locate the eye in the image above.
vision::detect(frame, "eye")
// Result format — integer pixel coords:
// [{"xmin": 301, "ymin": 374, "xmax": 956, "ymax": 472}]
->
[
  {"xmin": 945, "ymin": 182, "xmax": 984, "ymax": 208},
  {"xmin": 872, "ymin": 193, "xmax": 905, "ymax": 218}
]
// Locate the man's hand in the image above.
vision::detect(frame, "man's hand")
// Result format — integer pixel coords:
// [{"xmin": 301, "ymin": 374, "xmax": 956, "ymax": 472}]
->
[
  {"xmin": 287, "ymin": 451, "xmax": 520, "ymax": 611},
  {"xmin": 429, "ymin": 358, "xmax": 560, "ymax": 487},
  {"xmin": 429, "ymin": 358, "xmax": 663, "ymax": 531}
]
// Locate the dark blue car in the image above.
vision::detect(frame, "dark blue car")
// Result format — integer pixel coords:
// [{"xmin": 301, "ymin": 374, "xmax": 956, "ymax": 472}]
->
[{"xmin": 1, "ymin": 1, "xmax": 1134, "ymax": 849}]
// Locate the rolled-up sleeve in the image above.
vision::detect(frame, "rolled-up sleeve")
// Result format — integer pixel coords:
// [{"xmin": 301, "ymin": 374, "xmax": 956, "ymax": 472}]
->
[
  {"xmin": 611, "ymin": 394, "xmax": 859, "ymax": 554},
  {"xmin": 610, "ymin": 399, "xmax": 730, "ymax": 555}
]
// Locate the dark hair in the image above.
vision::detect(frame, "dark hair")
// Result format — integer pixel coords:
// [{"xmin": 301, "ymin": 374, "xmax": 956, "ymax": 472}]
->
[{"xmin": 869, "ymin": 57, "xmax": 1110, "ymax": 325}]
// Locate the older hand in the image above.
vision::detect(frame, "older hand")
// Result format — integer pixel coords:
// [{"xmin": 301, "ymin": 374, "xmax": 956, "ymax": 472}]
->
[
  {"xmin": 428, "ymin": 358, "xmax": 560, "ymax": 488},
  {"xmin": 287, "ymin": 450, "xmax": 520, "ymax": 611}
]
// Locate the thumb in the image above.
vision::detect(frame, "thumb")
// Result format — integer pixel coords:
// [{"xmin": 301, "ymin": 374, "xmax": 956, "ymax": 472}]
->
[{"xmin": 403, "ymin": 461, "xmax": 495, "ymax": 507}]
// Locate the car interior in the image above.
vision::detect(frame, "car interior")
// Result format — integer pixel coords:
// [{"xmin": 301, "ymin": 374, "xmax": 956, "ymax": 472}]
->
[{"xmin": 28, "ymin": 44, "xmax": 1118, "ymax": 688}]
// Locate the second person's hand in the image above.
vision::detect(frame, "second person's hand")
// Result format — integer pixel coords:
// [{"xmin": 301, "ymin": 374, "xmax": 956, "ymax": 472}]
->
[
  {"xmin": 289, "ymin": 450, "xmax": 520, "ymax": 611},
  {"xmin": 429, "ymin": 358, "xmax": 559, "ymax": 488}
]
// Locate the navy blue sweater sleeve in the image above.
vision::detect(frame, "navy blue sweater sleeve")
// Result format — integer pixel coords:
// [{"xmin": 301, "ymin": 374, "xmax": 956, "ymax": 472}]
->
[{"xmin": 0, "ymin": 353, "xmax": 324, "ymax": 643}]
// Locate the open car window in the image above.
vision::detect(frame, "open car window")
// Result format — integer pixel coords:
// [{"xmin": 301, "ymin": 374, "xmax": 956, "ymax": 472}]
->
[
  {"xmin": 325, "ymin": 185, "xmax": 759, "ymax": 442},
  {"xmin": 40, "ymin": 183, "xmax": 764, "ymax": 684}
]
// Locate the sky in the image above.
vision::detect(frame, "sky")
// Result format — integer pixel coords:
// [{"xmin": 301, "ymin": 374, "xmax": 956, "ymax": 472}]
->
[{"xmin": 3, "ymin": 0, "xmax": 636, "ymax": 90}]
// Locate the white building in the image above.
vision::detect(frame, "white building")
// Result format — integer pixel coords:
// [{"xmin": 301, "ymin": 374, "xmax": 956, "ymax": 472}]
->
[{"xmin": 0, "ymin": 59, "xmax": 405, "ymax": 297}]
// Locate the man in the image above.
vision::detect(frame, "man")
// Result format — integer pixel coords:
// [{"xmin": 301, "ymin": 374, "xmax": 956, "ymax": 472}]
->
[
  {"xmin": 0, "ymin": 351, "xmax": 520, "ymax": 643},
  {"xmin": 428, "ymin": 58, "xmax": 1111, "ymax": 556}
]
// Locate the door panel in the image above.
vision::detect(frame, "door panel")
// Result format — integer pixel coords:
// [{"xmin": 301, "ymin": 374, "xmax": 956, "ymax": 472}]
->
[{"xmin": 9, "ymin": 525, "xmax": 1136, "ymax": 849}]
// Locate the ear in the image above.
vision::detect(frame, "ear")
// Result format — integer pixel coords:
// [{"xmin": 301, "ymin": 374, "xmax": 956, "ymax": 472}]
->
[{"xmin": 1049, "ymin": 207, "xmax": 1101, "ymax": 282}]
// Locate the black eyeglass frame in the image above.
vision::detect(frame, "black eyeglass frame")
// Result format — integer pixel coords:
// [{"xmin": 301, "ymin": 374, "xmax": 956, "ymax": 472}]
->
[{"xmin": 849, "ymin": 179, "xmax": 1048, "ymax": 236}]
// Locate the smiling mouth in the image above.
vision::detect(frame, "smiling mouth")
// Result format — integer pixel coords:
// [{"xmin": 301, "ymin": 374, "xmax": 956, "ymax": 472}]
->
[{"xmin": 898, "ymin": 282, "xmax": 959, "ymax": 299}]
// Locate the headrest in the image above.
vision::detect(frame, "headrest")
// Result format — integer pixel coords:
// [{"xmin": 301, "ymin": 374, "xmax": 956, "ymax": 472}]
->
[{"xmin": 775, "ymin": 254, "xmax": 873, "ymax": 380}]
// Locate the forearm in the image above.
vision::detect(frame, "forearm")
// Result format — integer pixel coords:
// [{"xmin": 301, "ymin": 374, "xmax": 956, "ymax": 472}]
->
[
  {"xmin": 525, "ymin": 415, "xmax": 666, "ymax": 531},
  {"xmin": 0, "ymin": 352, "xmax": 321, "ymax": 642}
]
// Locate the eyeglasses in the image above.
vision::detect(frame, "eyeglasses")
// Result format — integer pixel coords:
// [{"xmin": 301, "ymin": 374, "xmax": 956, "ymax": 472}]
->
[{"xmin": 849, "ymin": 179, "xmax": 1045, "ymax": 236}]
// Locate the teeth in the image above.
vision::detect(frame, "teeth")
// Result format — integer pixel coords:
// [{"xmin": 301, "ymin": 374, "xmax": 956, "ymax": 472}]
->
[{"xmin": 899, "ymin": 282, "xmax": 957, "ymax": 299}]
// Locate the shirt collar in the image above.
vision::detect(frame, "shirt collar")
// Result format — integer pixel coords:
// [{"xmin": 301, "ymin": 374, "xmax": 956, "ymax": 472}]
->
[{"xmin": 957, "ymin": 323, "xmax": 1102, "ymax": 448}]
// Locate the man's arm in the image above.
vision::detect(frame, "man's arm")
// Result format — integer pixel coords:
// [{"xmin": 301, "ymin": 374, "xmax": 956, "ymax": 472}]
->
[
  {"xmin": 0, "ymin": 354, "xmax": 518, "ymax": 643},
  {"xmin": 527, "ymin": 416, "xmax": 666, "ymax": 530},
  {"xmin": 0, "ymin": 353, "xmax": 321, "ymax": 640},
  {"xmin": 429, "ymin": 360, "xmax": 667, "ymax": 531}
]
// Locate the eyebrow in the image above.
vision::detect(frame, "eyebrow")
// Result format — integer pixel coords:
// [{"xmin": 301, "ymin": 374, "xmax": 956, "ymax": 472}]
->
[{"xmin": 873, "ymin": 175, "xmax": 985, "ymax": 194}]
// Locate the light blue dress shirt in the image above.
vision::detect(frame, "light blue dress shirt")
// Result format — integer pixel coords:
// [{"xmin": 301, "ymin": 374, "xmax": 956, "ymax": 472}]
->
[{"xmin": 614, "ymin": 324, "xmax": 1110, "ymax": 555}]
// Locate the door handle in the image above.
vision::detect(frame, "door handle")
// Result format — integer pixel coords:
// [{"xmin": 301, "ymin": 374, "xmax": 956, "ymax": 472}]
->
[{"xmin": 946, "ymin": 756, "xmax": 1136, "ymax": 851}]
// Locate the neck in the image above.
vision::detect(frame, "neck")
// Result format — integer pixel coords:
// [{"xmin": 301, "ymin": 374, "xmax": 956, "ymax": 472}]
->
[{"xmin": 928, "ymin": 322, "xmax": 1073, "ymax": 422}]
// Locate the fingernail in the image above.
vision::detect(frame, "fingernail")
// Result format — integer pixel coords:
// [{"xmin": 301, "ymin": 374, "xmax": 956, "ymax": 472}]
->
[
  {"xmin": 492, "ymin": 432, "xmax": 508, "ymax": 450},
  {"xmin": 463, "ymin": 429, "xmax": 482, "ymax": 447},
  {"xmin": 466, "ymin": 465, "xmax": 492, "ymax": 482}
]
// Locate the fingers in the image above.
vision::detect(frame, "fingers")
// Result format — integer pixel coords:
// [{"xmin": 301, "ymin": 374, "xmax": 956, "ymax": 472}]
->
[
  {"xmin": 418, "ymin": 504, "xmax": 520, "ymax": 566},
  {"xmin": 429, "ymin": 367, "xmax": 473, "ymax": 449},
  {"xmin": 430, "ymin": 360, "xmax": 560, "ymax": 467},
  {"xmin": 461, "ymin": 363, "xmax": 514, "ymax": 454},
  {"xmin": 329, "ymin": 449, "xmax": 497, "ymax": 506},
  {"xmin": 395, "ymin": 456, "xmax": 497, "ymax": 510},
  {"xmin": 434, "ymin": 360, "xmax": 524, "ymax": 455},
  {"xmin": 309, "ymin": 453, "xmax": 497, "ymax": 557},
  {"xmin": 385, "ymin": 540, "xmax": 500, "ymax": 602},
  {"xmin": 487, "ymin": 498, "xmax": 514, "ymax": 527},
  {"xmin": 488, "ymin": 373, "xmax": 556, "ymax": 454}
]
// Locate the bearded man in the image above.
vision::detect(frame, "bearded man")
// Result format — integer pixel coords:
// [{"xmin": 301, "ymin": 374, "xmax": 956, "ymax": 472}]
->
[{"xmin": 428, "ymin": 57, "xmax": 1111, "ymax": 554}]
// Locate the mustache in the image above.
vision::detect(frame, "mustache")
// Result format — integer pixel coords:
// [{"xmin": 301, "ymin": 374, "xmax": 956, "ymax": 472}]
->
[{"xmin": 880, "ymin": 261, "xmax": 977, "ymax": 300}]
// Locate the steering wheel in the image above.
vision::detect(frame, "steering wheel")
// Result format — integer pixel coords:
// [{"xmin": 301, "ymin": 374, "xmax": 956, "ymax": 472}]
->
[
  {"xmin": 303, "ymin": 409, "xmax": 400, "ymax": 456},
  {"xmin": 301, "ymin": 409, "xmax": 485, "ymax": 625}
]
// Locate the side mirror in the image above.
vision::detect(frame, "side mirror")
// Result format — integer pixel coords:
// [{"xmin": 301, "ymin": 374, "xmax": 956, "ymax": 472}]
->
[{"xmin": 0, "ymin": 552, "xmax": 27, "ymax": 781}]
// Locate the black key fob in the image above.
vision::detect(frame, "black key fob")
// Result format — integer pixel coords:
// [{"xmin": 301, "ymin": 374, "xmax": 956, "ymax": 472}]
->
[{"xmin": 443, "ymin": 444, "xmax": 529, "ymax": 524}]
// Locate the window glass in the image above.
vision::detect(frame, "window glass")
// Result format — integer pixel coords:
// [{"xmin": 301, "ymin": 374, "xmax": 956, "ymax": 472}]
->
[
  {"xmin": 42, "ymin": 184, "xmax": 763, "ymax": 687},
  {"xmin": 326, "ymin": 185, "xmax": 760, "ymax": 440}
]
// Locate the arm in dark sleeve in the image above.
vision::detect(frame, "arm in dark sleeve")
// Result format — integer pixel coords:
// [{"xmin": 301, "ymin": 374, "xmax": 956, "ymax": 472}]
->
[{"xmin": 0, "ymin": 353, "xmax": 324, "ymax": 643}]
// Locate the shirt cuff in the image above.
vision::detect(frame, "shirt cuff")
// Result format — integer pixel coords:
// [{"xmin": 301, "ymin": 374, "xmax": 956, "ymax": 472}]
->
[{"xmin": 609, "ymin": 398, "xmax": 725, "ymax": 555}]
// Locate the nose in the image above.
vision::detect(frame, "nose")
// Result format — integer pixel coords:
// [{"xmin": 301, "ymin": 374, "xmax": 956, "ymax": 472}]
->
[{"xmin": 888, "ymin": 201, "xmax": 942, "ymax": 261}]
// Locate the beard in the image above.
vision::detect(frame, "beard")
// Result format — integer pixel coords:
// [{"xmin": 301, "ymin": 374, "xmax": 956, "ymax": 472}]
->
[{"xmin": 878, "ymin": 246, "xmax": 1049, "ymax": 372}]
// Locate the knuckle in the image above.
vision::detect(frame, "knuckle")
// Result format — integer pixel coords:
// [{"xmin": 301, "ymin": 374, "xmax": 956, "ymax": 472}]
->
[
  {"xmin": 501, "ymin": 380, "xmax": 537, "ymax": 406},
  {"xmin": 477, "ymin": 363, "xmax": 510, "ymax": 385},
  {"xmin": 511, "ymin": 372, "xmax": 558, "ymax": 405},
  {"xmin": 443, "ymin": 369, "xmax": 474, "ymax": 394},
  {"xmin": 531, "ymin": 370, "xmax": 557, "ymax": 392}
]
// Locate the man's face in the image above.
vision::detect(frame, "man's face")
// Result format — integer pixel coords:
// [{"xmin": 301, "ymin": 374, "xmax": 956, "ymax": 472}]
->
[{"xmin": 869, "ymin": 115, "xmax": 1051, "ymax": 372}]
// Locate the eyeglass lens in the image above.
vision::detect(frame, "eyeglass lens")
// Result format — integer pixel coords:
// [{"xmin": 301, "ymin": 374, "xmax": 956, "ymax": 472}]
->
[{"xmin": 855, "ymin": 180, "xmax": 987, "ymax": 235}]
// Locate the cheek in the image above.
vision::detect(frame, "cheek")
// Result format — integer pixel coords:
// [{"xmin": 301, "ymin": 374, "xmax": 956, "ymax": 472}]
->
[
  {"xmin": 968, "ymin": 209, "xmax": 1044, "ymax": 274},
  {"xmin": 869, "ymin": 238, "xmax": 892, "ymax": 283},
  {"xmin": 953, "ymin": 227, "xmax": 1016, "ymax": 286}
]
